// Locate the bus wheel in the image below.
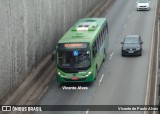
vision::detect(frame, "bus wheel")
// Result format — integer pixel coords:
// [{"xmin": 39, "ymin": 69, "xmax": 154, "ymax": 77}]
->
[
  {"xmin": 103, "ymin": 49, "xmax": 106, "ymax": 62},
  {"xmin": 95, "ymin": 66, "xmax": 98, "ymax": 80}
]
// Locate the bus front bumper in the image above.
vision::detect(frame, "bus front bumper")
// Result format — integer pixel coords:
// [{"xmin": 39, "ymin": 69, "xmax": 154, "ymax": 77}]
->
[{"xmin": 56, "ymin": 73, "xmax": 95, "ymax": 83}]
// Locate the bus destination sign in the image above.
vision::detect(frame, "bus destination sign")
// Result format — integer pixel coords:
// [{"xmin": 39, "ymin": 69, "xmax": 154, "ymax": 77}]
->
[{"xmin": 61, "ymin": 43, "xmax": 87, "ymax": 48}]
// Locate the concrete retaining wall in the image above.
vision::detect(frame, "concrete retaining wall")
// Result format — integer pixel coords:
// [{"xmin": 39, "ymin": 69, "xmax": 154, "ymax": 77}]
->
[{"xmin": 0, "ymin": 0, "xmax": 104, "ymax": 102}]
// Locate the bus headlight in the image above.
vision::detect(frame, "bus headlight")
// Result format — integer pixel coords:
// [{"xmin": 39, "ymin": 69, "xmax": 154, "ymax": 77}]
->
[
  {"xmin": 86, "ymin": 71, "xmax": 92, "ymax": 77},
  {"xmin": 58, "ymin": 72, "xmax": 61, "ymax": 75},
  {"xmin": 57, "ymin": 72, "xmax": 64, "ymax": 77},
  {"xmin": 88, "ymin": 71, "xmax": 91, "ymax": 75}
]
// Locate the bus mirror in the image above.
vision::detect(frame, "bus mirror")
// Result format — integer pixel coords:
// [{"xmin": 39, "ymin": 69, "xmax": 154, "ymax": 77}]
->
[{"xmin": 51, "ymin": 50, "xmax": 56, "ymax": 60}]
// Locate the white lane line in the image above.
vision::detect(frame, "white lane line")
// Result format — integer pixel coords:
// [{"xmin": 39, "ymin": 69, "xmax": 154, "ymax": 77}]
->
[
  {"xmin": 99, "ymin": 74, "xmax": 104, "ymax": 85},
  {"xmin": 86, "ymin": 108, "xmax": 89, "ymax": 114},
  {"xmin": 109, "ymin": 52, "xmax": 114, "ymax": 60},
  {"xmin": 110, "ymin": 52, "xmax": 114, "ymax": 57},
  {"xmin": 128, "ymin": 14, "xmax": 131, "ymax": 18},
  {"xmin": 38, "ymin": 86, "xmax": 49, "ymax": 100},
  {"xmin": 124, "ymin": 24, "xmax": 126, "ymax": 28}
]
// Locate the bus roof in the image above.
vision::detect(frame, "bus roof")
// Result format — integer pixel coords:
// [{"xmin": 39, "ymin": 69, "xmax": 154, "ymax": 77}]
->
[{"xmin": 58, "ymin": 18, "xmax": 107, "ymax": 44}]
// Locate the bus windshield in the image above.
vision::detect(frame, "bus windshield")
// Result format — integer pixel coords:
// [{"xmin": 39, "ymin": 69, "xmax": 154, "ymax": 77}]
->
[{"xmin": 57, "ymin": 49, "xmax": 91, "ymax": 72}]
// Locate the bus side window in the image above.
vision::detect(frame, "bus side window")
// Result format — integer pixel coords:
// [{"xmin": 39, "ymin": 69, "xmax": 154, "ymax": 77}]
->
[
  {"xmin": 92, "ymin": 41, "xmax": 97, "ymax": 57},
  {"xmin": 98, "ymin": 35, "xmax": 101, "ymax": 48},
  {"xmin": 104, "ymin": 26, "xmax": 106, "ymax": 39},
  {"xmin": 96, "ymin": 38, "xmax": 99, "ymax": 50},
  {"xmin": 103, "ymin": 26, "xmax": 105, "ymax": 39},
  {"xmin": 101, "ymin": 30, "xmax": 104, "ymax": 43},
  {"xmin": 100, "ymin": 32, "xmax": 103, "ymax": 45},
  {"xmin": 106, "ymin": 23, "xmax": 108, "ymax": 33}
]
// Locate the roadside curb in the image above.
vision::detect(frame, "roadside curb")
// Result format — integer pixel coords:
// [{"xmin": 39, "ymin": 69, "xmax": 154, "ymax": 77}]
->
[{"xmin": 144, "ymin": 0, "xmax": 159, "ymax": 114}]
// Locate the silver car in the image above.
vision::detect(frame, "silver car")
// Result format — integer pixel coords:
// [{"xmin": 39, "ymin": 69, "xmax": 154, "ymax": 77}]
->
[{"xmin": 136, "ymin": 0, "xmax": 150, "ymax": 11}]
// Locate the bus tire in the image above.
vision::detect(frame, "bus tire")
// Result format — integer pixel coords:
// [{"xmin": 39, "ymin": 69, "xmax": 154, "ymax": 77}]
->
[
  {"xmin": 95, "ymin": 65, "xmax": 98, "ymax": 80},
  {"xmin": 103, "ymin": 49, "xmax": 106, "ymax": 62}
]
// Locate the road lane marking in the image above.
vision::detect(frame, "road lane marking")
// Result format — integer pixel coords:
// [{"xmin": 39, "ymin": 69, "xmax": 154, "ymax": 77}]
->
[
  {"xmin": 86, "ymin": 108, "xmax": 89, "ymax": 114},
  {"xmin": 128, "ymin": 14, "xmax": 131, "ymax": 18},
  {"xmin": 99, "ymin": 74, "xmax": 104, "ymax": 85},
  {"xmin": 144, "ymin": 0, "xmax": 158, "ymax": 114},
  {"xmin": 38, "ymin": 86, "xmax": 49, "ymax": 100},
  {"xmin": 110, "ymin": 52, "xmax": 114, "ymax": 57},
  {"xmin": 109, "ymin": 52, "xmax": 114, "ymax": 60}
]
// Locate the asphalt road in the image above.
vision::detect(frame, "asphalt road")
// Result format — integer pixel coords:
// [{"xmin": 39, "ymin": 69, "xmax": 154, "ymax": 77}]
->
[{"xmin": 30, "ymin": 0, "xmax": 158, "ymax": 114}]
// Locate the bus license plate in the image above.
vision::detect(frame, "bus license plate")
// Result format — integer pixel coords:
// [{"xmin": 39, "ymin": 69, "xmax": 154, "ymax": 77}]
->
[{"xmin": 71, "ymin": 77, "xmax": 78, "ymax": 80}]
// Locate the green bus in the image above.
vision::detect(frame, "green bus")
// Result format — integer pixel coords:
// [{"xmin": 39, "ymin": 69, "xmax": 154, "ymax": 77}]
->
[{"xmin": 55, "ymin": 18, "xmax": 109, "ymax": 83}]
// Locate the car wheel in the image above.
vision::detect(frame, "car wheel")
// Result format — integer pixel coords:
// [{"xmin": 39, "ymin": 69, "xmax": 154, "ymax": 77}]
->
[
  {"xmin": 139, "ymin": 51, "xmax": 142, "ymax": 56},
  {"xmin": 122, "ymin": 53, "xmax": 125, "ymax": 57}
]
